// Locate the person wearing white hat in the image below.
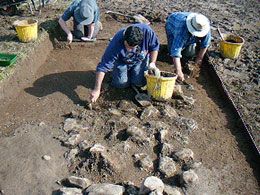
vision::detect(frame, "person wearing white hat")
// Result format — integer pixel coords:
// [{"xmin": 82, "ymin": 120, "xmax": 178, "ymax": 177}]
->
[
  {"xmin": 165, "ymin": 12, "xmax": 211, "ymax": 81},
  {"xmin": 58, "ymin": 0, "xmax": 101, "ymax": 43}
]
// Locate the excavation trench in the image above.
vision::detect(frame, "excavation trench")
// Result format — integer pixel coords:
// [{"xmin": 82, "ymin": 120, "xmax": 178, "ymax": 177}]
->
[{"xmin": 0, "ymin": 20, "xmax": 259, "ymax": 194}]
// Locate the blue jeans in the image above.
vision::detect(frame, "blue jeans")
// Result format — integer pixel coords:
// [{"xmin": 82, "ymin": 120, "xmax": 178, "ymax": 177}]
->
[
  {"xmin": 73, "ymin": 21, "xmax": 101, "ymax": 39},
  {"xmin": 111, "ymin": 57, "xmax": 149, "ymax": 88}
]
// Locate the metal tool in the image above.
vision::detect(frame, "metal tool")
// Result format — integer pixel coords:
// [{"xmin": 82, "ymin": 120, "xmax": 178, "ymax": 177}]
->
[
  {"xmin": 217, "ymin": 27, "xmax": 224, "ymax": 41},
  {"xmin": 132, "ymin": 85, "xmax": 151, "ymax": 107}
]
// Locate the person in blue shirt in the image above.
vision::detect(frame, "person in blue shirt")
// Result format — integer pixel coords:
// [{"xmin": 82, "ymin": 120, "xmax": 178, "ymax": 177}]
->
[
  {"xmin": 165, "ymin": 12, "xmax": 211, "ymax": 81},
  {"xmin": 90, "ymin": 23, "xmax": 160, "ymax": 102},
  {"xmin": 58, "ymin": 0, "xmax": 101, "ymax": 43}
]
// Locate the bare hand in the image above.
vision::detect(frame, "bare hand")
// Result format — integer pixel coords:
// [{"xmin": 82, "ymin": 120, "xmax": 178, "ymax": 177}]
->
[
  {"xmin": 67, "ymin": 32, "xmax": 73, "ymax": 44},
  {"xmin": 177, "ymin": 70, "xmax": 185, "ymax": 81},
  {"xmin": 90, "ymin": 89, "xmax": 100, "ymax": 102}
]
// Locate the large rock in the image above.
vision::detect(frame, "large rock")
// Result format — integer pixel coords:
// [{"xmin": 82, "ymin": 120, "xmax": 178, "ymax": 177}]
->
[
  {"xmin": 175, "ymin": 117, "xmax": 198, "ymax": 133},
  {"xmin": 173, "ymin": 84, "xmax": 183, "ymax": 97},
  {"xmin": 159, "ymin": 129, "xmax": 168, "ymax": 143},
  {"xmin": 161, "ymin": 105, "xmax": 178, "ymax": 118},
  {"xmin": 88, "ymin": 144, "xmax": 120, "ymax": 173},
  {"xmin": 164, "ymin": 185, "xmax": 182, "ymax": 195},
  {"xmin": 160, "ymin": 143, "xmax": 174, "ymax": 157},
  {"xmin": 119, "ymin": 116, "xmax": 140, "ymax": 126},
  {"xmin": 58, "ymin": 187, "xmax": 82, "ymax": 195},
  {"xmin": 89, "ymin": 144, "xmax": 106, "ymax": 153},
  {"xmin": 159, "ymin": 157, "xmax": 177, "ymax": 177},
  {"xmin": 108, "ymin": 108, "xmax": 122, "ymax": 117},
  {"xmin": 84, "ymin": 183, "xmax": 125, "ymax": 195},
  {"xmin": 174, "ymin": 148, "xmax": 194, "ymax": 162},
  {"xmin": 126, "ymin": 126, "xmax": 148, "ymax": 142},
  {"xmin": 140, "ymin": 106, "xmax": 160, "ymax": 120},
  {"xmin": 63, "ymin": 118, "xmax": 78, "ymax": 133},
  {"xmin": 181, "ymin": 170, "xmax": 199, "ymax": 187},
  {"xmin": 134, "ymin": 153, "xmax": 154, "ymax": 172},
  {"xmin": 63, "ymin": 133, "xmax": 81, "ymax": 147},
  {"xmin": 66, "ymin": 176, "xmax": 92, "ymax": 189},
  {"xmin": 139, "ymin": 176, "xmax": 164, "ymax": 194}
]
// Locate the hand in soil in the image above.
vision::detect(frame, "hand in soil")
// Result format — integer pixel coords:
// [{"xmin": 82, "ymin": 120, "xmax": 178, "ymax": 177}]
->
[
  {"xmin": 187, "ymin": 62, "xmax": 201, "ymax": 78},
  {"xmin": 67, "ymin": 33, "xmax": 73, "ymax": 44},
  {"xmin": 177, "ymin": 70, "xmax": 185, "ymax": 81},
  {"xmin": 90, "ymin": 89, "xmax": 100, "ymax": 102}
]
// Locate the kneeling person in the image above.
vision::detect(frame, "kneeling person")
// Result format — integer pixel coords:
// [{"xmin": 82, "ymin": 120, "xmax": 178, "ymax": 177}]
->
[
  {"xmin": 59, "ymin": 0, "xmax": 101, "ymax": 43},
  {"xmin": 165, "ymin": 12, "xmax": 211, "ymax": 81},
  {"xmin": 90, "ymin": 23, "xmax": 160, "ymax": 102}
]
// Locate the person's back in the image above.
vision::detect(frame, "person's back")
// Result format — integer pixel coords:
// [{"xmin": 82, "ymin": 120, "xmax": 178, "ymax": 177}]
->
[
  {"xmin": 165, "ymin": 12, "xmax": 211, "ymax": 81},
  {"xmin": 58, "ymin": 0, "xmax": 101, "ymax": 43}
]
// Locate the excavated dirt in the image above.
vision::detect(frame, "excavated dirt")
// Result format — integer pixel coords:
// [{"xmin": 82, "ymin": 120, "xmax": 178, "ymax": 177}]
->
[{"xmin": 0, "ymin": 0, "xmax": 259, "ymax": 194}]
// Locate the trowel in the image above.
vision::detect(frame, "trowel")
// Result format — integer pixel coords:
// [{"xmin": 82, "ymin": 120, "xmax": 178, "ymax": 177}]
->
[{"xmin": 132, "ymin": 85, "xmax": 151, "ymax": 107}]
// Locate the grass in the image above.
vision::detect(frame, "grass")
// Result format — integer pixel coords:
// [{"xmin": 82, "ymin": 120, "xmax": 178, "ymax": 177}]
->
[{"xmin": 0, "ymin": 0, "xmax": 71, "ymax": 82}]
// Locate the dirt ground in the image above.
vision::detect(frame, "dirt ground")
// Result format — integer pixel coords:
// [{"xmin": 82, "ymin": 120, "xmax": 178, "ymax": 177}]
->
[{"xmin": 0, "ymin": 0, "xmax": 259, "ymax": 195}]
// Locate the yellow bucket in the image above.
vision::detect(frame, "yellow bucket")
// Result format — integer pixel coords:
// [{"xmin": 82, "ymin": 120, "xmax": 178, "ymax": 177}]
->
[
  {"xmin": 145, "ymin": 71, "xmax": 177, "ymax": 101},
  {"xmin": 220, "ymin": 34, "xmax": 244, "ymax": 59},
  {"xmin": 13, "ymin": 19, "xmax": 38, "ymax": 43}
]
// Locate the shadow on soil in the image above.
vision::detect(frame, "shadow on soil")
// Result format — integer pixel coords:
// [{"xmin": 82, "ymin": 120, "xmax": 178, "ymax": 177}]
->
[
  {"xmin": 198, "ymin": 65, "xmax": 260, "ymax": 185},
  {"xmin": 25, "ymin": 70, "xmax": 95, "ymax": 105},
  {"xmin": 0, "ymin": 34, "xmax": 19, "ymax": 42}
]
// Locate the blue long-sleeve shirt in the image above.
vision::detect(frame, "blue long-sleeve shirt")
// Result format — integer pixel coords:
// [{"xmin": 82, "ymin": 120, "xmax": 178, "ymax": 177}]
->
[
  {"xmin": 166, "ymin": 12, "xmax": 211, "ymax": 58},
  {"xmin": 96, "ymin": 23, "xmax": 160, "ymax": 73}
]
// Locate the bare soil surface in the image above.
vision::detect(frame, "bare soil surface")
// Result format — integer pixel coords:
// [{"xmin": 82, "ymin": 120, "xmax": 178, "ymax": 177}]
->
[{"xmin": 0, "ymin": 0, "xmax": 259, "ymax": 194}]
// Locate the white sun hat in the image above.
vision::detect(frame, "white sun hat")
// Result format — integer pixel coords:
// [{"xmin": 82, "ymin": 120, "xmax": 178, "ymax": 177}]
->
[{"xmin": 186, "ymin": 13, "xmax": 210, "ymax": 37}]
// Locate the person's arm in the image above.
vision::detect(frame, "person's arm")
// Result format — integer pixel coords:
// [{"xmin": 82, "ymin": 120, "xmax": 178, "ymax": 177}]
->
[
  {"xmin": 173, "ymin": 57, "xmax": 184, "ymax": 81},
  {"xmin": 195, "ymin": 48, "xmax": 207, "ymax": 65},
  {"xmin": 58, "ymin": 18, "xmax": 73, "ymax": 43},
  {"xmin": 150, "ymin": 50, "xmax": 158, "ymax": 64},
  {"xmin": 195, "ymin": 31, "xmax": 211, "ymax": 65},
  {"xmin": 90, "ymin": 71, "xmax": 105, "ymax": 102},
  {"xmin": 87, "ymin": 23, "xmax": 95, "ymax": 39}
]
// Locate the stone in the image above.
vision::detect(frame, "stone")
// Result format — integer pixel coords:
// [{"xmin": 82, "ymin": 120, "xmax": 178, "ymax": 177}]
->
[
  {"xmin": 85, "ymin": 183, "xmax": 125, "ymax": 195},
  {"xmin": 159, "ymin": 156, "xmax": 177, "ymax": 177},
  {"xmin": 159, "ymin": 129, "xmax": 168, "ymax": 142},
  {"xmin": 160, "ymin": 143, "xmax": 174, "ymax": 157},
  {"xmin": 186, "ymin": 83, "xmax": 195, "ymax": 91},
  {"xmin": 64, "ymin": 133, "xmax": 81, "ymax": 147},
  {"xmin": 164, "ymin": 185, "xmax": 182, "ymax": 195},
  {"xmin": 118, "ymin": 100, "xmax": 138, "ymax": 115},
  {"xmin": 65, "ymin": 148, "xmax": 79, "ymax": 161},
  {"xmin": 134, "ymin": 154, "xmax": 154, "ymax": 172},
  {"xmin": 66, "ymin": 176, "xmax": 92, "ymax": 189},
  {"xmin": 175, "ymin": 117, "xmax": 198, "ymax": 133},
  {"xmin": 181, "ymin": 170, "xmax": 199, "ymax": 187},
  {"xmin": 182, "ymin": 95, "xmax": 196, "ymax": 106},
  {"xmin": 139, "ymin": 176, "xmax": 164, "ymax": 194},
  {"xmin": 126, "ymin": 126, "xmax": 147, "ymax": 142},
  {"xmin": 109, "ymin": 108, "xmax": 122, "ymax": 117},
  {"xmin": 162, "ymin": 105, "xmax": 178, "ymax": 118},
  {"xmin": 42, "ymin": 155, "xmax": 51, "ymax": 161},
  {"xmin": 183, "ymin": 161, "xmax": 202, "ymax": 171},
  {"xmin": 88, "ymin": 145, "xmax": 119, "ymax": 172},
  {"xmin": 174, "ymin": 148, "xmax": 194, "ymax": 162},
  {"xmin": 39, "ymin": 122, "xmax": 46, "ymax": 127},
  {"xmin": 149, "ymin": 191, "xmax": 163, "ymax": 195},
  {"xmin": 89, "ymin": 144, "xmax": 106, "ymax": 153},
  {"xmin": 173, "ymin": 84, "xmax": 183, "ymax": 97},
  {"xmin": 140, "ymin": 106, "xmax": 160, "ymax": 120},
  {"xmin": 58, "ymin": 187, "xmax": 82, "ymax": 195},
  {"xmin": 63, "ymin": 118, "xmax": 78, "ymax": 133},
  {"xmin": 119, "ymin": 116, "xmax": 140, "ymax": 126},
  {"xmin": 78, "ymin": 140, "xmax": 90, "ymax": 151}
]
